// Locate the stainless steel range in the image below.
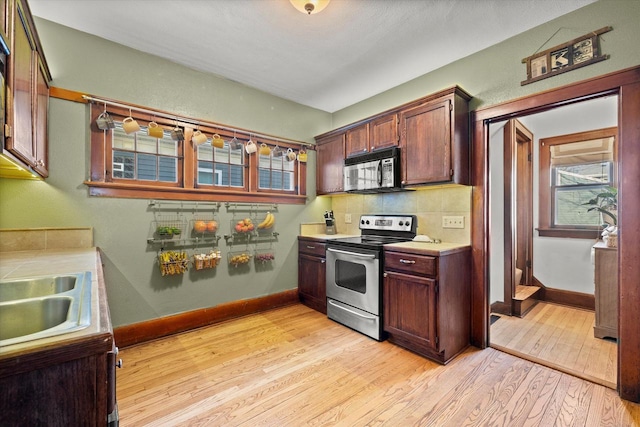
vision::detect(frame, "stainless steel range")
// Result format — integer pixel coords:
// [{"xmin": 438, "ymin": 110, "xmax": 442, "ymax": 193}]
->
[{"xmin": 326, "ymin": 214, "xmax": 417, "ymax": 340}]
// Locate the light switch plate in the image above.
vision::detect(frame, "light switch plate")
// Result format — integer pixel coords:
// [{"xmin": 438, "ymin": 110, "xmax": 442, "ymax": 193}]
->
[
  {"xmin": 345, "ymin": 213, "xmax": 352, "ymax": 224},
  {"xmin": 443, "ymin": 215, "xmax": 464, "ymax": 229}
]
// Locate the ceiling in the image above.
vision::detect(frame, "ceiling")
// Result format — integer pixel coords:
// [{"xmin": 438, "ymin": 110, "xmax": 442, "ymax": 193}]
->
[{"xmin": 29, "ymin": 0, "xmax": 596, "ymax": 113}]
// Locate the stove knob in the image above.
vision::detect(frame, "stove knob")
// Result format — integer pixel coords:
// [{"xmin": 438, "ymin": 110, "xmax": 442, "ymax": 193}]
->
[
  {"xmin": 365, "ymin": 220, "xmax": 370, "ymax": 225},
  {"xmin": 361, "ymin": 219, "xmax": 365, "ymax": 225},
  {"xmin": 399, "ymin": 221, "xmax": 404, "ymax": 226},
  {"xmin": 405, "ymin": 220, "xmax": 411, "ymax": 228}
]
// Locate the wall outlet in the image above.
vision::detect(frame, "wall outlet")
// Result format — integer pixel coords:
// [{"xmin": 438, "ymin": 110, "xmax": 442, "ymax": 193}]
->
[
  {"xmin": 345, "ymin": 213, "xmax": 352, "ymax": 224},
  {"xmin": 443, "ymin": 215, "xmax": 464, "ymax": 229}
]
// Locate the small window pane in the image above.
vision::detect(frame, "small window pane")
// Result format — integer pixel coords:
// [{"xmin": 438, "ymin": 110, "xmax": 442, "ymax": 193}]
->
[
  {"xmin": 198, "ymin": 144, "xmax": 213, "ymax": 162},
  {"xmin": 259, "ymin": 154, "xmax": 271, "ymax": 168},
  {"xmin": 214, "ymin": 145, "xmax": 229, "ymax": 162},
  {"xmin": 137, "ymin": 135, "xmax": 157, "ymax": 154},
  {"xmin": 113, "ymin": 150, "xmax": 135, "ymax": 179},
  {"xmin": 554, "ymin": 162, "xmax": 611, "ymax": 186},
  {"xmin": 214, "ymin": 163, "xmax": 229, "ymax": 186},
  {"xmin": 158, "ymin": 156, "xmax": 177, "ymax": 182},
  {"xmin": 230, "ymin": 165, "xmax": 244, "ymax": 187},
  {"xmin": 555, "ymin": 187, "xmax": 604, "ymax": 226},
  {"xmin": 271, "ymin": 170, "xmax": 283, "ymax": 190},
  {"xmin": 272, "ymin": 156, "xmax": 283, "ymax": 171},
  {"xmin": 158, "ymin": 139, "xmax": 177, "ymax": 156},
  {"xmin": 283, "ymin": 159, "xmax": 295, "ymax": 171},
  {"xmin": 230, "ymin": 147, "xmax": 244, "ymax": 166},
  {"xmin": 258, "ymin": 168, "xmax": 270, "ymax": 189},
  {"xmin": 112, "ymin": 128, "xmax": 135, "ymax": 150},
  {"xmin": 283, "ymin": 171, "xmax": 294, "ymax": 190},
  {"xmin": 137, "ymin": 154, "xmax": 157, "ymax": 181},
  {"xmin": 198, "ymin": 161, "xmax": 213, "ymax": 185}
]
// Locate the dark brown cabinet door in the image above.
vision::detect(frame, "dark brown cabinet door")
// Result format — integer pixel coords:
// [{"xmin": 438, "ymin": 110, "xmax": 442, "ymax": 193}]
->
[
  {"xmin": 298, "ymin": 253, "xmax": 327, "ymax": 313},
  {"xmin": 369, "ymin": 113, "xmax": 398, "ymax": 152},
  {"xmin": 33, "ymin": 55, "xmax": 48, "ymax": 177},
  {"xmin": 400, "ymin": 99, "xmax": 451, "ymax": 185},
  {"xmin": 7, "ymin": 0, "xmax": 35, "ymax": 166},
  {"xmin": 345, "ymin": 123, "xmax": 369, "ymax": 158},
  {"xmin": 384, "ymin": 270, "xmax": 437, "ymax": 352},
  {"xmin": 316, "ymin": 133, "xmax": 344, "ymax": 194}
]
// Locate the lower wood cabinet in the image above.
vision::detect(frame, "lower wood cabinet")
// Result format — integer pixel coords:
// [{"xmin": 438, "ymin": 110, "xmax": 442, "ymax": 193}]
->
[
  {"xmin": 298, "ymin": 237, "xmax": 327, "ymax": 313},
  {"xmin": 383, "ymin": 246, "xmax": 471, "ymax": 364},
  {"xmin": 593, "ymin": 242, "xmax": 618, "ymax": 339}
]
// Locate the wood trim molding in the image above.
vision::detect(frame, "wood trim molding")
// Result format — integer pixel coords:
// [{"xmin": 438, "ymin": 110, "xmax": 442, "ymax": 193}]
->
[
  {"xmin": 532, "ymin": 277, "xmax": 595, "ymax": 311},
  {"xmin": 114, "ymin": 289, "xmax": 299, "ymax": 348},
  {"xmin": 472, "ymin": 64, "xmax": 640, "ymax": 402}
]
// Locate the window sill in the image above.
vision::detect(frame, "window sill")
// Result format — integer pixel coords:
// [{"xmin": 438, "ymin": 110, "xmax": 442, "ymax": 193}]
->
[
  {"xmin": 536, "ymin": 227, "xmax": 602, "ymax": 239},
  {"xmin": 84, "ymin": 181, "xmax": 307, "ymax": 204}
]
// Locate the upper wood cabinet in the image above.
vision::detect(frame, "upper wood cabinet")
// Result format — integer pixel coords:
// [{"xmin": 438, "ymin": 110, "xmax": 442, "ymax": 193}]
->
[
  {"xmin": 345, "ymin": 123, "xmax": 369, "ymax": 158},
  {"xmin": 369, "ymin": 113, "xmax": 399, "ymax": 152},
  {"xmin": 315, "ymin": 86, "xmax": 470, "ymax": 194},
  {"xmin": 399, "ymin": 88, "xmax": 470, "ymax": 186},
  {"xmin": 316, "ymin": 133, "xmax": 345, "ymax": 195},
  {"xmin": 344, "ymin": 114, "xmax": 399, "ymax": 158},
  {"xmin": 2, "ymin": 0, "xmax": 51, "ymax": 178}
]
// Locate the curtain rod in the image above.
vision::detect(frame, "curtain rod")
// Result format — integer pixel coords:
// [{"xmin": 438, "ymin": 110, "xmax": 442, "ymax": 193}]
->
[{"xmin": 82, "ymin": 95, "xmax": 315, "ymax": 148}]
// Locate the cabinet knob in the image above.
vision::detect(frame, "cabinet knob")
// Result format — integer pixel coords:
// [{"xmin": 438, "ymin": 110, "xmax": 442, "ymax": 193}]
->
[
  {"xmin": 321, "ymin": 259, "xmax": 326, "ymax": 264},
  {"xmin": 36, "ymin": 159, "xmax": 45, "ymax": 166},
  {"xmin": 399, "ymin": 259, "xmax": 416, "ymax": 264},
  {"xmin": 116, "ymin": 359, "xmax": 123, "ymax": 369}
]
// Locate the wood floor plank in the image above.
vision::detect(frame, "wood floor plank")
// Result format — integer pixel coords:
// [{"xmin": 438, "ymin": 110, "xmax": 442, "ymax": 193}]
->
[
  {"xmin": 116, "ymin": 304, "xmax": 640, "ymax": 426},
  {"xmin": 491, "ymin": 302, "xmax": 618, "ymax": 390}
]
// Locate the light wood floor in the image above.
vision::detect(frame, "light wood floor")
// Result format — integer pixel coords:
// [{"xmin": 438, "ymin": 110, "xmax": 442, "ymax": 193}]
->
[
  {"xmin": 490, "ymin": 302, "xmax": 618, "ymax": 389},
  {"xmin": 117, "ymin": 304, "xmax": 640, "ymax": 426}
]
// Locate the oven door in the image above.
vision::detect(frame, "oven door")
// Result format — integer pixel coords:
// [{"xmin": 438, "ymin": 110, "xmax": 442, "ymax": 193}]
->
[{"xmin": 326, "ymin": 246, "xmax": 380, "ymax": 315}]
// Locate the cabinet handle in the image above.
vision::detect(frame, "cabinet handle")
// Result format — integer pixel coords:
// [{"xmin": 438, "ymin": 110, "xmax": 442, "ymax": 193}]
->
[
  {"xmin": 116, "ymin": 359, "xmax": 123, "ymax": 368},
  {"xmin": 399, "ymin": 259, "xmax": 416, "ymax": 264},
  {"xmin": 306, "ymin": 245, "xmax": 316, "ymax": 249},
  {"xmin": 321, "ymin": 259, "xmax": 326, "ymax": 264}
]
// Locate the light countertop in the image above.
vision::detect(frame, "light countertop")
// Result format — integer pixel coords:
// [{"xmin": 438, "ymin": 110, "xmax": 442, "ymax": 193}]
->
[
  {"xmin": 0, "ymin": 248, "xmax": 112, "ymax": 364},
  {"xmin": 384, "ymin": 241, "xmax": 471, "ymax": 256}
]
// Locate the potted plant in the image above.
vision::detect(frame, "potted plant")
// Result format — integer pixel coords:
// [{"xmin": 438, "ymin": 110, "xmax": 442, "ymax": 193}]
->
[
  {"xmin": 584, "ymin": 186, "xmax": 617, "ymax": 225},
  {"xmin": 583, "ymin": 186, "xmax": 617, "ymax": 246}
]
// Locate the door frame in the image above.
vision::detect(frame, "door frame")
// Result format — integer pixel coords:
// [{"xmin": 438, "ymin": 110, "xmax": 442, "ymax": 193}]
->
[
  {"xmin": 503, "ymin": 119, "xmax": 534, "ymax": 314},
  {"xmin": 470, "ymin": 65, "xmax": 640, "ymax": 402}
]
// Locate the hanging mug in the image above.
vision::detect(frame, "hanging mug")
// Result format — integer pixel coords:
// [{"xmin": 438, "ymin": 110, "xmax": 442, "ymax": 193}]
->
[
  {"xmin": 96, "ymin": 111, "xmax": 115, "ymax": 130},
  {"xmin": 286, "ymin": 148, "xmax": 297, "ymax": 161},
  {"xmin": 259, "ymin": 143, "xmax": 271, "ymax": 156},
  {"xmin": 211, "ymin": 134, "xmax": 225, "ymax": 148},
  {"xmin": 147, "ymin": 121, "xmax": 164, "ymax": 138},
  {"xmin": 272, "ymin": 145, "xmax": 283, "ymax": 157},
  {"xmin": 297, "ymin": 149, "xmax": 307, "ymax": 162},
  {"xmin": 122, "ymin": 117, "xmax": 141, "ymax": 134},
  {"xmin": 245, "ymin": 139, "xmax": 257, "ymax": 154},
  {"xmin": 229, "ymin": 136, "xmax": 243, "ymax": 150},
  {"xmin": 170, "ymin": 126, "xmax": 184, "ymax": 141},
  {"xmin": 192, "ymin": 130, "xmax": 208, "ymax": 145}
]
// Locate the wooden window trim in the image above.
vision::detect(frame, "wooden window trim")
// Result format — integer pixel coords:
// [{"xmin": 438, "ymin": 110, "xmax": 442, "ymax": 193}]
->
[
  {"xmin": 87, "ymin": 104, "xmax": 307, "ymax": 204},
  {"xmin": 538, "ymin": 127, "xmax": 617, "ymax": 238}
]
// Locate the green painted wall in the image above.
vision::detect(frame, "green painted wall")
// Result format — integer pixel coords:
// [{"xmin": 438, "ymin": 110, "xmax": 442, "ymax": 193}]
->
[
  {"xmin": 1, "ymin": 0, "xmax": 639, "ymax": 328},
  {"xmin": 332, "ymin": 0, "xmax": 640, "ymax": 127}
]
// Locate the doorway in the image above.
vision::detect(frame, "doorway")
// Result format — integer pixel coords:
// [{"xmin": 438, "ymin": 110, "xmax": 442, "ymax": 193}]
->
[{"xmin": 487, "ymin": 96, "xmax": 619, "ymax": 388}]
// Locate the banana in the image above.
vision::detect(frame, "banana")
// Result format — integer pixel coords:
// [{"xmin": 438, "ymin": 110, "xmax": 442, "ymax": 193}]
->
[{"xmin": 257, "ymin": 212, "xmax": 275, "ymax": 229}]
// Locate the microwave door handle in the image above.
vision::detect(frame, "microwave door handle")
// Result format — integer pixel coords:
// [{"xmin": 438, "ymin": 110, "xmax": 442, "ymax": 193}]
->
[
  {"xmin": 377, "ymin": 161, "xmax": 383, "ymax": 187},
  {"xmin": 327, "ymin": 248, "xmax": 376, "ymax": 259}
]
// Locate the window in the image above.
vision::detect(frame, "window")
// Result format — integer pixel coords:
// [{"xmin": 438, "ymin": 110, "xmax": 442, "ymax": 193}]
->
[
  {"xmin": 258, "ymin": 149, "xmax": 295, "ymax": 191},
  {"xmin": 112, "ymin": 123, "xmax": 178, "ymax": 183},
  {"xmin": 538, "ymin": 127, "xmax": 617, "ymax": 238},
  {"xmin": 197, "ymin": 141, "xmax": 245, "ymax": 188},
  {"xmin": 87, "ymin": 103, "xmax": 306, "ymax": 204}
]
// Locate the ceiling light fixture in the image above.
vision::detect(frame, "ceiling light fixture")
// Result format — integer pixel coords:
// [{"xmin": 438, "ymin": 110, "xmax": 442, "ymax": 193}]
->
[{"xmin": 290, "ymin": 0, "xmax": 330, "ymax": 15}]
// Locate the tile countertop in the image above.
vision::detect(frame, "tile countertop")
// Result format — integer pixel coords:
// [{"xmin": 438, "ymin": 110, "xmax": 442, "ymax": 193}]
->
[
  {"xmin": 384, "ymin": 241, "xmax": 471, "ymax": 256},
  {"xmin": 0, "ymin": 248, "xmax": 113, "ymax": 367}
]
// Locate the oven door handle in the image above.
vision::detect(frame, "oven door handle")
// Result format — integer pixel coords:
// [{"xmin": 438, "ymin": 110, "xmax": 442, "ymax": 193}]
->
[
  {"xmin": 328, "ymin": 300, "xmax": 377, "ymax": 320},
  {"xmin": 326, "ymin": 248, "xmax": 376, "ymax": 259}
]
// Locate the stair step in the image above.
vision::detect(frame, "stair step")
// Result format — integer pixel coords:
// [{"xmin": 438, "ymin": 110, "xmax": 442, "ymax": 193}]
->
[{"xmin": 514, "ymin": 285, "xmax": 540, "ymax": 301}]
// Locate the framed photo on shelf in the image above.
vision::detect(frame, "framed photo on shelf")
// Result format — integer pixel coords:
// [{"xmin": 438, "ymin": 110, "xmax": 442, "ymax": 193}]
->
[{"xmin": 521, "ymin": 26, "xmax": 611, "ymax": 85}]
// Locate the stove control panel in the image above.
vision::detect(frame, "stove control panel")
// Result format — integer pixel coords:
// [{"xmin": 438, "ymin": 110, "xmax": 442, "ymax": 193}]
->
[{"xmin": 359, "ymin": 215, "xmax": 416, "ymax": 233}]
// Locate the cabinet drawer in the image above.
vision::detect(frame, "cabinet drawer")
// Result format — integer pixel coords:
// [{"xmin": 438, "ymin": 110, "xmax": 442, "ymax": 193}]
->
[
  {"xmin": 384, "ymin": 251, "xmax": 437, "ymax": 277},
  {"xmin": 298, "ymin": 240, "xmax": 327, "ymax": 257}
]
